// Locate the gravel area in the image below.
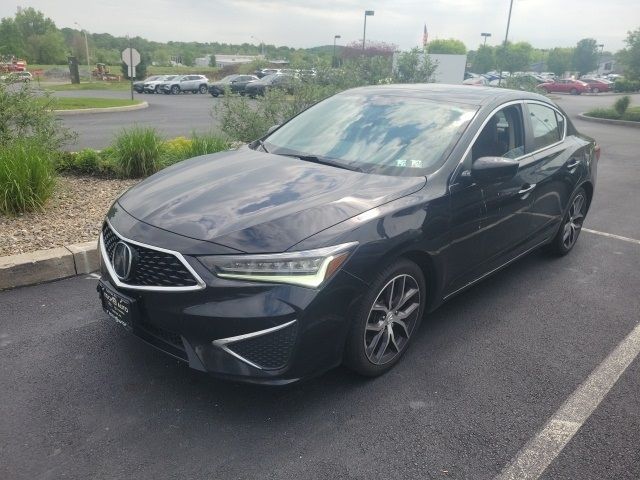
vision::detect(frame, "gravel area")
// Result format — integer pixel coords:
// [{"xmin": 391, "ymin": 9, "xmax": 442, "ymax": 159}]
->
[{"xmin": 0, "ymin": 175, "xmax": 139, "ymax": 257}]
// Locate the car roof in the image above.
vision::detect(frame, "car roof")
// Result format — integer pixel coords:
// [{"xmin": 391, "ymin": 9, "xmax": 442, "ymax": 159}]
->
[{"xmin": 341, "ymin": 83, "xmax": 550, "ymax": 107}]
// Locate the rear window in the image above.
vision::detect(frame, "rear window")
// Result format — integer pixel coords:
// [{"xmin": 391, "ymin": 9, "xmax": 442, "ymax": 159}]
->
[{"xmin": 528, "ymin": 103, "xmax": 563, "ymax": 149}]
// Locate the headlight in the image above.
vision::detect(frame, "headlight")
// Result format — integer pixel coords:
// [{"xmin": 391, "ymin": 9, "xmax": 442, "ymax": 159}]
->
[{"xmin": 198, "ymin": 242, "xmax": 357, "ymax": 288}]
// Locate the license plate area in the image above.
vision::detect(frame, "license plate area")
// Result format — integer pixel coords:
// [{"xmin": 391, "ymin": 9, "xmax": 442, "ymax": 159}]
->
[{"xmin": 98, "ymin": 280, "xmax": 137, "ymax": 330}]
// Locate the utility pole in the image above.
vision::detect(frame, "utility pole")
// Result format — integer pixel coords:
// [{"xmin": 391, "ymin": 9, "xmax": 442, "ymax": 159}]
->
[
  {"xmin": 497, "ymin": 0, "xmax": 514, "ymax": 87},
  {"xmin": 74, "ymin": 22, "xmax": 90, "ymax": 81}
]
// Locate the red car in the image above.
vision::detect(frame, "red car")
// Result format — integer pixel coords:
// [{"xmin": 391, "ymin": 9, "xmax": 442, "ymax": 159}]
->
[
  {"xmin": 538, "ymin": 79, "xmax": 590, "ymax": 95},
  {"xmin": 580, "ymin": 78, "xmax": 613, "ymax": 93}
]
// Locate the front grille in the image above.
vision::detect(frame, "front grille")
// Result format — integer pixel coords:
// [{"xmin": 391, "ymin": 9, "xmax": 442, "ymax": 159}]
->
[
  {"xmin": 227, "ymin": 322, "xmax": 298, "ymax": 370},
  {"xmin": 102, "ymin": 223, "xmax": 198, "ymax": 288}
]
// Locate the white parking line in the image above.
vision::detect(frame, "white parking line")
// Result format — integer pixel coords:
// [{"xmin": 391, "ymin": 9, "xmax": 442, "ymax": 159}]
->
[
  {"xmin": 583, "ymin": 228, "xmax": 640, "ymax": 245},
  {"xmin": 494, "ymin": 320, "xmax": 640, "ymax": 480}
]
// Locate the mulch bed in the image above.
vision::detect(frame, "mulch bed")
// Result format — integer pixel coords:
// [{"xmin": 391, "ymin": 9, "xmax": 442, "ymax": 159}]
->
[{"xmin": 0, "ymin": 175, "xmax": 139, "ymax": 257}]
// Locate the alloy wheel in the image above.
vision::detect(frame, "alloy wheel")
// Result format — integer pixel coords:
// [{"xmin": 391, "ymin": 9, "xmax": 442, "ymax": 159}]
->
[
  {"xmin": 364, "ymin": 274, "xmax": 421, "ymax": 365},
  {"xmin": 562, "ymin": 193, "xmax": 585, "ymax": 249}
]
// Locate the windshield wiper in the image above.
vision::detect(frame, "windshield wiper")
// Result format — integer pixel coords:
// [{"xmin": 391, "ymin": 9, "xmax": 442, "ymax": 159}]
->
[
  {"xmin": 278, "ymin": 153, "xmax": 363, "ymax": 172},
  {"xmin": 255, "ymin": 139, "xmax": 269, "ymax": 153}
]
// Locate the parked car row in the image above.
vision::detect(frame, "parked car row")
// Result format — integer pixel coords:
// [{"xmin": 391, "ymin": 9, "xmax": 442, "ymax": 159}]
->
[
  {"xmin": 133, "ymin": 74, "xmax": 210, "ymax": 94},
  {"xmin": 133, "ymin": 72, "xmax": 297, "ymax": 98},
  {"xmin": 0, "ymin": 71, "xmax": 32, "ymax": 83}
]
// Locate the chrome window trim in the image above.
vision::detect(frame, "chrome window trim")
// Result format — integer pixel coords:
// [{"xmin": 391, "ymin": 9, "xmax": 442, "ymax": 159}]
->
[
  {"xmin": 212, "ymin": 320, "xmax": 298, "ymax": 370},
  {"xmin": 100, "ymin": 219, "xmax": 206, "ymax": 292}
]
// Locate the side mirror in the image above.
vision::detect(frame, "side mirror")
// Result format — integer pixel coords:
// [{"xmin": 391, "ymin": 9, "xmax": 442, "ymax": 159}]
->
[
  {"xmin": 266, "ymin": 124, "xmax": 280, "ymax": 135},
  {"xmin": 471, "ymin": 156, "xmax": 519, "ymax": 184}
]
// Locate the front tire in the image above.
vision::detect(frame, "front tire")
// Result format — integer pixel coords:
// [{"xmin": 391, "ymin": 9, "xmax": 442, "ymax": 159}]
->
[
  {"xmin": 155, "ymin": 85, "xmax": 161, "ymax": 94},
  {"xmin": 344, "ymin": 259, "xmax": 426, "ymax": 377},
  {"xmin": 546, "ymin": 187, "xmax": 587, "ymax": 256},
  {"xmin": 570, "ymin": 88, "xmax": 578, "ymax": 95},
  {"xmin": 171, "ymin": 85, "xmax": 180, "ymax": 95},
  {"xmin": 592, "ymin": 87, "xmax": 600, "ymax": 94},
  {"xmin": 199, "ymin": 84, "xmax": 208, "ymax": 94}
]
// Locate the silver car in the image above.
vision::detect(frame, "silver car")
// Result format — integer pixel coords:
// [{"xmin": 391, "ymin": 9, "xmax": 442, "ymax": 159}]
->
[
  {"xmin": 162, "ymin": 74, "xmax": 209, "ymax": 94},
  {"xmin": 143, "ymin": 75, "xmax": 170, "ymax": 93}
]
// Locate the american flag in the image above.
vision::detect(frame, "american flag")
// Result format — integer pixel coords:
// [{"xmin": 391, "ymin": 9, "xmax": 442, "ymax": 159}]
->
[{"xmin": 423, "ymin": 24, "xmax": 428, "ymax": 47}]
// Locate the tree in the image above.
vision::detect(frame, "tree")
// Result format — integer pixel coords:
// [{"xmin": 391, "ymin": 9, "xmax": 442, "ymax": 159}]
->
[
  {"xmin": 209, "ymin": 54, "xmax": 216, "ymax": 68},
  {"xmin": 471, "ymin": 45, "xmax": 495, "ymax": 73},
  {"xmin": 573, "ymin": 38, "xmax": 599, "ymax": 76},
  {"xmin": 427, "ymin": 38, "xmax": 466, "ymax": 54},
  {"xmin": 394, "ymin": 48, "xmax": 437, "ymax": 83},
  {"xmin": 618, "ymin": 27, "xmax": 640, "ymax": 80},
  {"xmin": 547, "ymin": 47, "xmax": 574, "ymax": 76},
  {"xmin": 496, "ymin": 41, "xmax": 533, "ymax": 73},
  {"xmin": 341, "ymin": 40, "xmax": 397, "ymax": 59},
  {"xmin": 0, "ymin": 17, "xmax": 25, "ymax": 57}
]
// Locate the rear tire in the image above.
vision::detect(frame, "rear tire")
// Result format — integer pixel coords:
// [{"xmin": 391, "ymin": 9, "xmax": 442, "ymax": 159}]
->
[
  {"xmin": 344, "ymin": 258, "xmax": 426, "ymax": 377},
  {"xmin": 570, "ymin": 88, "xmax": 578, "ymax": 95},
  {"xmin": 545, "ymin": 187, "xmax": 587, "ymax": 256}
]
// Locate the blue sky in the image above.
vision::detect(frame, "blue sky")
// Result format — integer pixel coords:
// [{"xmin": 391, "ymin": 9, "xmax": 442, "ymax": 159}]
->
[{"xmin": 2, "ymin": 0, "xmax": 637, "ymax": 52}]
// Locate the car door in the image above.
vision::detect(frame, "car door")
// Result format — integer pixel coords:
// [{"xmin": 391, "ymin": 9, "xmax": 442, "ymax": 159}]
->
[
  {"xmin": 445, "ymin": 102, "xmax": 539, "ymax": 292},
  {"xmin": 523, "ymin": 102, "xmax": 582, "ymax": 239},
  {"xmin": 182, "ymin": 75, "xmax": 195, "ymax": 91}
]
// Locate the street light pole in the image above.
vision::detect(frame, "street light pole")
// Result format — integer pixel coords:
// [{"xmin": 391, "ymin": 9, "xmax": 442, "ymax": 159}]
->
[
  {"xmin": 74, "ymin": 22, "xmax": 90, "ymax": 81},
  {"xmin": 498, "ymin": 0, "xmax": 514, "ymax": 86},
  {"xmin": 362, "ymin": 10, "xmax": 374, "ymax": 51},
  {"xmin": 481, "ymin": 32, "xmax": 492, "ymax": 46},
  {"xmin": 333, "ymin": 35, "xmax": 341, "ymax": 68},
  {"xmin": 598, "ymin": 43, "xmax": 604, "ymax": 75}
]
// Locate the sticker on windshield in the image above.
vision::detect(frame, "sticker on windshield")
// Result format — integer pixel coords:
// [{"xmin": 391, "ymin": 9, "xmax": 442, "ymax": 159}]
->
[
  {"xmin": 396, "ymin": 159, "xmax": 407, "ymax": 167},
  {"xmin": 410, "ymin": 159, "xmax": 423, "ymax": 168}
]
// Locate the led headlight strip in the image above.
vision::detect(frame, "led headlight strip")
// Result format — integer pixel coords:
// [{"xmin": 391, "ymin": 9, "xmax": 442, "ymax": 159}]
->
[{"xmin": 199, "ymin": 242, "xmax": 358, "ymax": 288}]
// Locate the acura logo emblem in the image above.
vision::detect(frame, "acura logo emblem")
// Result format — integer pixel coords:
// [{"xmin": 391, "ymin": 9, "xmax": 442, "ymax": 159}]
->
[{"xmin": 112, "ymin": 241, "xmax": 134, "ymax": 280}]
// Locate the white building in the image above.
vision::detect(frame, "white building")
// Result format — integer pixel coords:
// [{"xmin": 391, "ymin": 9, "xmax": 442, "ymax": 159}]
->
[{"xmin": 194, "ymin": 54, "xmax": 265, "ymax": 68}]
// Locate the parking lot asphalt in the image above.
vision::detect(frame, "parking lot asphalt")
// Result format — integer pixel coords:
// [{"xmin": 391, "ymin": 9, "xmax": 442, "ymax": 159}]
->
[
  {"xmin": 1, "ymin": 93, "xmax": 640, "ymax": 480},
  {"xmin": 55, "ymin": 89, "xmax": 223, "ymax": 150}
]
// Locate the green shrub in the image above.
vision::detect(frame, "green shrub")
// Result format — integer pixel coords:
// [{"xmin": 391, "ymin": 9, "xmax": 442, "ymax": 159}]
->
[
  {"xmin": 623, "ymin": 108, "xmax": 640, "ymax": 122},
  {"xmin": 614, "ymin": 96, "xmax": 631, "ymax": 116},
  {"xmin": 184, "ymin": 132, "xmax": 230, "ymax": 158},
  {"xmin": 55, "ymin": 148, "xmax": 117, "ymax": 176},
  {"xmin": 0, "ymin": 140, "xmax": 56, "ymax": 214},
  {"xmin": 111, "ymin": 127, "xmax": 165, "ymax": 178},
  {"xmin": 216, "ymin": 81, "xmax": 339, "ymax": 142},
  {"xmin": 0, "ymin": 83, "xmax": 75, "ymax": 150},
  {"xmin": 613, "ymin": 79, "xmax": 640, "ymax": 93}
]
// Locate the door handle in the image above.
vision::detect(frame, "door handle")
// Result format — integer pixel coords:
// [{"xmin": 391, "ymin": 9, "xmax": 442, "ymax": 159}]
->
[
  {"xmin": 567, "ymin": 159, "xmax": 580, "ymax": 169},
  {"xmin": 518, "ymin": 183, "xmax": 536, "ymax": 195}
]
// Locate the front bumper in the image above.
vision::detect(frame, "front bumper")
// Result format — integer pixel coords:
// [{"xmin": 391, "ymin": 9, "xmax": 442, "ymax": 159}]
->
[{"xmin": 97, "ymin": 216, "xmax": 366, "ymax": 384}]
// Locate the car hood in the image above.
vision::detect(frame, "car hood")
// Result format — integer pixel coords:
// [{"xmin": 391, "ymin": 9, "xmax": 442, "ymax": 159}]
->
[{"xmin": 117, "ymin": 148, "xmax": 426, "ymax": 253}]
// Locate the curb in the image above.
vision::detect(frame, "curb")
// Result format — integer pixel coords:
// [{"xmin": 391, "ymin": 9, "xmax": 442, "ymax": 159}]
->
[
  {"xmin": 54, "ymin": 101, "xmax": 148, "ymax": 116},
  {"xmin": 578, "ymin": 113, "xmax": 640, "ymax": 129},
  {"xmin": 0, "ymin": 241, "xmax": 99, "ymax": 291}
]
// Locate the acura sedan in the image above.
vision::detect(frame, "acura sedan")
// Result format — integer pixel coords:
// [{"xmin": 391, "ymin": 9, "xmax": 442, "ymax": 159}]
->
[{"xmin": 97, "ymin": 85, "xmax": 598, "ymax": 384}]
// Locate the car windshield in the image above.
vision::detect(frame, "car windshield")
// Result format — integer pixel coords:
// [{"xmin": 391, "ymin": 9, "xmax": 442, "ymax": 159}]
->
[
  {"xmin": 219, "ymin": 75, "xmax": 239, "ymax": 83},
  {"xmin": 165, "ymin": 75, "xmax": 178, "ymax": 81},
  {"xmin": 264, "ymin": 92, "xmax": 477, "ymax": 176}
]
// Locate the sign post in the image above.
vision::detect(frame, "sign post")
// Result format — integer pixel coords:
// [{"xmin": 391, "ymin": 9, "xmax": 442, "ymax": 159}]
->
[{"xmin": 121, "ymin": 43, "xmax": 141, "ymax": 101}]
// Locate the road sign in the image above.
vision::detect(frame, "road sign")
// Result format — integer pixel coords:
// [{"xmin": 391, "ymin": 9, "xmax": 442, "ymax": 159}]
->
[
  {"xmin": 121, "ymin": 48, "xmax": 140, "ymax": 66},
  {"xmin": 127, "ymin": 66, "xmax": 136, "ymax": 78}
]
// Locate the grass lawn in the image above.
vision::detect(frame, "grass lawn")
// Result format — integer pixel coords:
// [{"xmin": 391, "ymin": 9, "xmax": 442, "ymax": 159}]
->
[
  {"xmin": 585, "ymin": 106, "xmax": 640, "ymax": 122},
  {"xmin": 46, "ymin": 82, "xmax": 131, "ymax": 91},
  {"xmin": 39, "ymin": 97, "xmax": 143, "ymax": 110}
]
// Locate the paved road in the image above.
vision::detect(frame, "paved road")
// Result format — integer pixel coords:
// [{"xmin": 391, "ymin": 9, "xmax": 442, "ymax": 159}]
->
[
  {"xmin": 1, "ymin": 94, "xmax": 639, "ymax": 480},
  {"xmin": 55, "ymin": 89, "xmax": 224, "ymax": 150}
]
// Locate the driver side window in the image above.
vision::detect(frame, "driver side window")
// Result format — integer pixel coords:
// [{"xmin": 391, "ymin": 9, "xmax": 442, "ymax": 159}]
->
[{"xmin": 472, "ymin": 105, "xmax": 525, "ymax": 162}]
